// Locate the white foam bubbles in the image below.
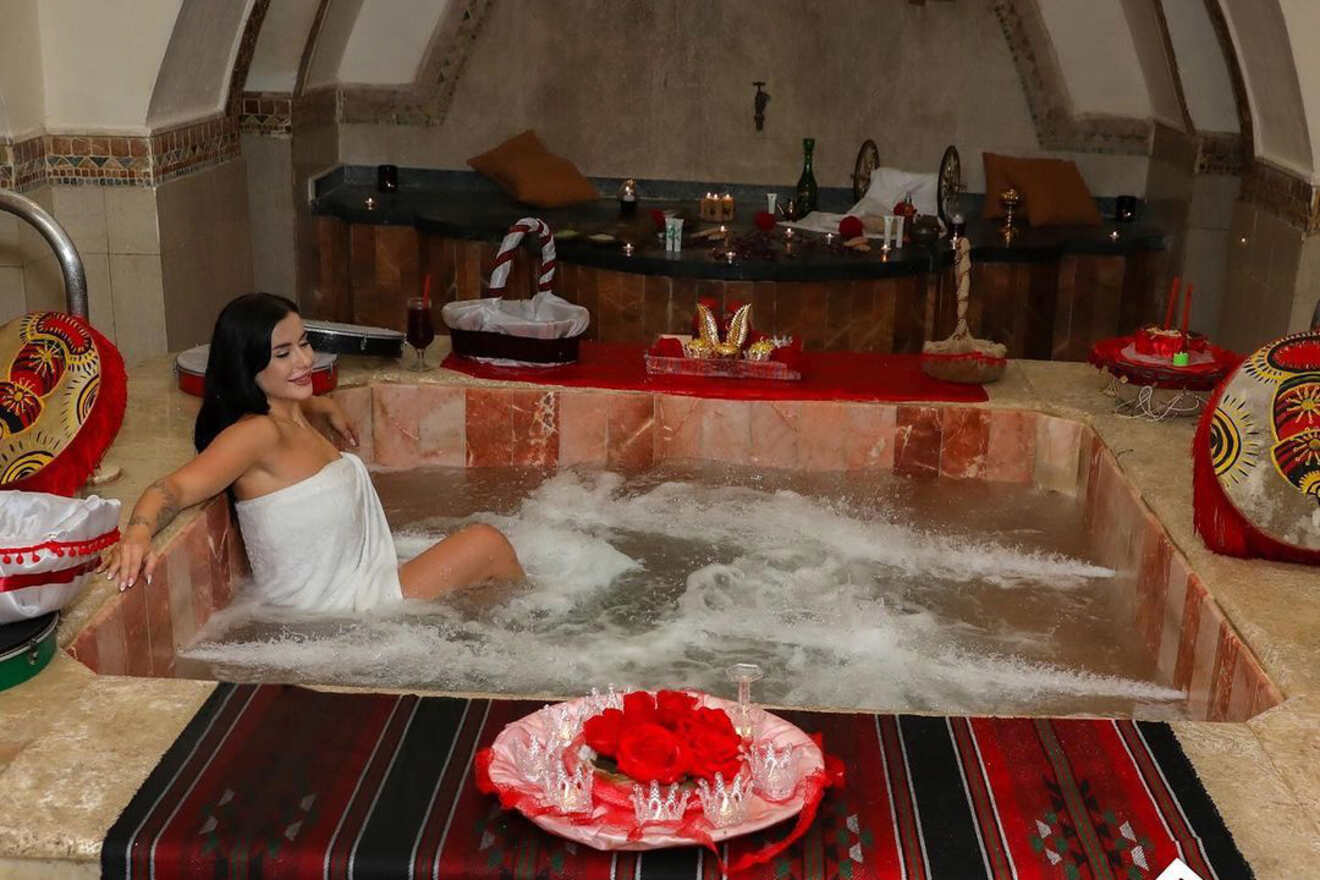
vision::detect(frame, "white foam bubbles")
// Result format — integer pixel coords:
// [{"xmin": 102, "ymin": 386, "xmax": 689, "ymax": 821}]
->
[{"xmin": 182, "ymin": 468, "xmax": 1185, "ymax": 716}]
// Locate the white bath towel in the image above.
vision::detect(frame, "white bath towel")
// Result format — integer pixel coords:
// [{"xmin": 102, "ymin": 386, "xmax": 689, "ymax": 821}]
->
[{"xmin": 234, "ymin": 453, "xmax": 403, "ymax": 612}]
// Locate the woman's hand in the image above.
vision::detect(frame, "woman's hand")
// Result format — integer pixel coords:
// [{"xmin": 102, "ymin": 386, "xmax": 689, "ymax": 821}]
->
[
  {"xmin": 96, "ymin": 523, "xmax": 160, "ymax": 592},
  {"xmin": 306, "ymin": 396, "xmax": 357, "ymax": 447},
  {"xmin": 326, "ymin": 403, "xmax": 358, "ymax": 448}
]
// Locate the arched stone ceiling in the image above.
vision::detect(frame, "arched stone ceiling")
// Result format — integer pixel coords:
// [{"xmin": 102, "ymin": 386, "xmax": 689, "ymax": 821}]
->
[
  {"xmin": 245, "ymin": 0, "xmax": 1315, "ymax": 185},
  {"xmin": 1217, "ymin": 0, "xmax": 1311, "ymax": 176},
  {"xmin": 338, "ymin": 0, "xmax": 448, "ymax": 85},
  {"xmin": 147, "ymin": 0, "xmax": 257, "ymax": 129},
  {"xmin": 1161, "ymin": 0, "xmax": 1237, "ymax": 134},
  {"xmin": 246, "ymin": 0, "xmax": 323, "ymax": 93}
]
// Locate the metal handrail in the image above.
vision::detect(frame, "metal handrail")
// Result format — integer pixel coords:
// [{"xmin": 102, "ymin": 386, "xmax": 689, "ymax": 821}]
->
[{"xmin": 0, "ymin": 189, "xmax": 87, "ymax": 318}]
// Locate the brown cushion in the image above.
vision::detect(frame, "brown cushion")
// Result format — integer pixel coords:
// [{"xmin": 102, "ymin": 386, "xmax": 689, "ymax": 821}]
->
[
  {"xmin": 981, "ymin": 152, "xmax": 1102, "ymax": 227},
  {"xmin": 467, "ymin": 129, "xmax": 548, "ymax": 188},
  {"xmin": 504, "ymin": 153, "xmax": 599, "ymax": 207}
]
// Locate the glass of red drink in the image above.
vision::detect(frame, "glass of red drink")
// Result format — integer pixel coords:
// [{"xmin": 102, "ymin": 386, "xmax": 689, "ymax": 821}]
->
[{"xmin": 405, "ymin": 297, "xmax": 435, "ymax": 371}]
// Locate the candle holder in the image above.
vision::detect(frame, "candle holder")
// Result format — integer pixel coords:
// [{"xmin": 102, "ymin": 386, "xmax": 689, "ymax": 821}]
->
[
  {"xmin": 631, "ymin": 781, "xmax": 691, "ymax": 824},
  {"xmin": 541, "ymin": 757, "xmax": 594, "ymax": 814},
  {"xmin": 999, "ymin": 187, "xmax": 1021, "ymax": 243},
  {"xmin": 748, "ymin": 741, "xmax": 799, "ymax": 801},
  {"xmin": 513, "ymin": 731, "xmax": 558, "ymax": 784},
  {"xmin": 696, "ymin": 771, "xmax": 751, "ymax": 828},
  {"xmin": 584, "ymin": 685, "xmax": 624, "ymax": 714},
  {"xmin": 726, "ymin": 662, "xmax": 763, "ymax": 740},
  {"xmin": 543, "ymin": 701, "xmax": 586, "ymax": 747}
]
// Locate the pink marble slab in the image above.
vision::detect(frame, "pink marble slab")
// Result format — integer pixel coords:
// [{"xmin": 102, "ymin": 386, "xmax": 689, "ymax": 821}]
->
[
  {"xmin": 894, "ymin": 405, "xmax": 942, "ymax": 477},
  {"xmin": 605, "ymin": 393, "xmax": 654, "ymax": 469},
  {"xmin": 940, "ymin": 408, "xmax": 989, "ymax": 479},
  {"xmin": 558, "ymin": 391, "xmax": 609, "ymax": 465}
]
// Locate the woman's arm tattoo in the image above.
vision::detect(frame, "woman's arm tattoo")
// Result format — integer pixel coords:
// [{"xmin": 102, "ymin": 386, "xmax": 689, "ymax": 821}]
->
[{"xmin": 131, "ymin": 480, "xmax": 181, "ymax": 534}]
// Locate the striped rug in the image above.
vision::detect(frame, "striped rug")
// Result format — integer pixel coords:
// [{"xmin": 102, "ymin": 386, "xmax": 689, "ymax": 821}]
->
[{"xmin": 102, "ymin": 684, "xmax": 1252, "ymax": 879}]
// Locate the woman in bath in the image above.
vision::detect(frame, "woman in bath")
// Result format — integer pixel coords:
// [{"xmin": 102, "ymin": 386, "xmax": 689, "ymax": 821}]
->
[{"xmin": 100, "ymin": 293, "xmax": 524, "ymax": 609}]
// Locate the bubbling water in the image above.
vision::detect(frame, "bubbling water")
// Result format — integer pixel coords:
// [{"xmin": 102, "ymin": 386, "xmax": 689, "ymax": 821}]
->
[{"xmin": 181, "ymin": 466, "xmax": 1186, "ymax": 717}]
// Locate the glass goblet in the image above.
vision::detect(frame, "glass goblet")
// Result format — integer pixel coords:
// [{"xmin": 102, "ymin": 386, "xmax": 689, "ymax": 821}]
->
[{"xmin": 405, "ymin": 297, "xmax": 435, "ymax": 371}]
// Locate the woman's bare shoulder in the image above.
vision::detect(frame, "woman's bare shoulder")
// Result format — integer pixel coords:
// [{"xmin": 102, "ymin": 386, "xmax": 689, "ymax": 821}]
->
[{"xmin": 209, "ymin": 415, "xmax": 282, "ymax": 458}]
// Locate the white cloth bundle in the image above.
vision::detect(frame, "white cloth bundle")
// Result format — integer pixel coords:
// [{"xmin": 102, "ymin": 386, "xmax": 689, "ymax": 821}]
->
[
  {"xmin": 780, "ymin": 167, "xmax": 940, "ymax": 239},
  {"xmin": 0, "ymin": 491, "xmax": 121, "ymax": 624},
  {"xmin": 850, "ymin": 166, "xmax": 939, "ymax": 217},
  {"xmin": 235, "ymin": 453, "xmax": 402, "ymax": 612},
  {"xmin": 441, "ymin": 290, "xmax": 589, "ymax": 340}
]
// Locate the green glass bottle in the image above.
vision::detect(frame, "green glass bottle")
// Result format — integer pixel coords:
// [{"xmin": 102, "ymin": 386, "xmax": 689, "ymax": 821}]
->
[{"xmin": 794, "ymin": 138, "xmax": 818, "ymax": 218}]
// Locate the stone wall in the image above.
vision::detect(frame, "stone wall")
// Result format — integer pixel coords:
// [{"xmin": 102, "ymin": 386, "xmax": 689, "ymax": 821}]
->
[{"xmin": 334, "ymin": 0, "xmax": 1152, "ymax": 197}]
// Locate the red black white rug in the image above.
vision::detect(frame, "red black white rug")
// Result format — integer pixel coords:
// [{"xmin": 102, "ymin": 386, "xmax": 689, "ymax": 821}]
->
[{"xmin": 102, "ymin": 683, "xmax": 1252, "ymax": 879}]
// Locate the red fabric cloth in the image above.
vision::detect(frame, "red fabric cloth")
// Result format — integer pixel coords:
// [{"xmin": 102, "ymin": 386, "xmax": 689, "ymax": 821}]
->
[{"xmin": 442, "ymin": 341, "xmax": 988, "ymax": 403}]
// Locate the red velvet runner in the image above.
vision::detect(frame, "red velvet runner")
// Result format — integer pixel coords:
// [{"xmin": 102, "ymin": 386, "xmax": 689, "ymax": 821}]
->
[{"xmin": 441, "ymin": 341, "xmax": 989, "ymax": 403}]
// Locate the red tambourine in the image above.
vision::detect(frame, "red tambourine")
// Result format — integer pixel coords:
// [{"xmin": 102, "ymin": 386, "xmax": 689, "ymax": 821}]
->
[{"xmin": 175, "ymin": 344, "xmax": 338, "ymax": 397}]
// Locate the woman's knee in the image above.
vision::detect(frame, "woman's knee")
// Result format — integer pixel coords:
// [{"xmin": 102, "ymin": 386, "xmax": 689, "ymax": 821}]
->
[{"xmin": 460, "ymin": 523, "xmax": 520, "ymax": 567}]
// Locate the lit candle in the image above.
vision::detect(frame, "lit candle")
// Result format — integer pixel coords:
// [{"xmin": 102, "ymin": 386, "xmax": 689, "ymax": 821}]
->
[
  {"xmin": 825, "ymin": 232, "xmax": 835, "ymax": 245},
  {"xmin": 784, "ymin": 227, "xmax": 794, "ymax": 240},
  {"xmin": 622, "ymin": 242, "xmax": 634, "ymax": 256}
]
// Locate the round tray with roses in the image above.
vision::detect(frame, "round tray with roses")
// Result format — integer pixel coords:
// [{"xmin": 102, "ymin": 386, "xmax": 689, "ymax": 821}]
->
[{"xmin": 475, "ymin": 689, "xmax": 831, "ymax": 860}]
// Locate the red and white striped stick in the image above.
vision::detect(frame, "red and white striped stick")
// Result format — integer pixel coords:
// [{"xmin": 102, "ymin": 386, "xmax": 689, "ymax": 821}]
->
[{"xmin": 488, "ymin": 217, "xmax": 557, "ymax": 296}]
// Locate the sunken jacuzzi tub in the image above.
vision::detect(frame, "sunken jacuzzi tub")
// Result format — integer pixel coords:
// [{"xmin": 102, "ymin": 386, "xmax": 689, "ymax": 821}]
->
[{"xmin": 64, "ymin": 377, "xmax": 1280, "ymax": 723}]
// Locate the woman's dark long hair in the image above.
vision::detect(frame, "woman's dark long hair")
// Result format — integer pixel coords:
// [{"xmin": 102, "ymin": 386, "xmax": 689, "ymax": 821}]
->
[{"xmin": 194, "ymin": 293, "xmax": 300, "ymax": 452}]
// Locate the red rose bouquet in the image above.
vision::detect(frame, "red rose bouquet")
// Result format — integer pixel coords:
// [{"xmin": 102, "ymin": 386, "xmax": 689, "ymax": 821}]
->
[{"xmin": 582, "ymin": 690, "xmax": 744, "ymax": 784}]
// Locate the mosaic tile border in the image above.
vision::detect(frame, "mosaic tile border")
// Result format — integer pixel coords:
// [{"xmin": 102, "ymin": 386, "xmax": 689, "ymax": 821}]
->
[
  {"xmin": 239, "ymin": 92, "xmax": 293, "ymax": 137},
  {"xmin": 0, "ymin": 1, "xmax": 263, "ymax": 190},
  {"xmin": 1197, "ymin": 131, "xmax": 1246, "ymax": 176},
  {"xmin": 0, "ymin": 114, "xmax": 243, "ymax": 191},
  {"xmin": 1240, "ymin": 159, "xmax": 1320, "ymax": 233},
  {"xmin": 292, "ymin": 86, "xmax": 339, "ymax": 132},
  {"xmin": 991, "ymin": 0, "xmax": 1151, "ymax": 156}
]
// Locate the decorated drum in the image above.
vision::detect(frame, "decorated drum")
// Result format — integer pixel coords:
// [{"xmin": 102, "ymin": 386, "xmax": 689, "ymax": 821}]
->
[
  {"xmin": 0, "ymin": 312, "xmax": 105, "ymax": 487},
  {"xmin": 1203, "ymin": 330, "xmax": 1320, "ymax": 556},
  {"xmin": 303, "ymin": 320, "xmax": 405, "ymax": 358},
  {"xmin": 175, "ymin": 344, "xmax": 339, "ymax": 397},
  {"xmin": 0, "ymin": 612, "xmax": 58, "ymax": 692}
]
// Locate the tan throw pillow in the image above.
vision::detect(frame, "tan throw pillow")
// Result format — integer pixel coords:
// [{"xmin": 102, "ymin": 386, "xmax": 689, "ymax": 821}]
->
[
  {"xmin": 981, "ymin": 152, "xmax": 1101, "ymax": 227},
  {"xmin": 504, "ymin": 153, "xmax": 599, "ymax": 207},
  {"xmin": 1014, "ymin": 158, "xmax": 1102, "ymax": 227},
  {"xmin": 467, "ymin": 130, "xmax": 548, "ymax": 189}
]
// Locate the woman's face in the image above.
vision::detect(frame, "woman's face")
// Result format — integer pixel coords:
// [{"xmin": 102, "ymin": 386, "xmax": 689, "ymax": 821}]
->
[{"xmin": 254, "ymin": 312, "xmax": 316, "ymax": 402}]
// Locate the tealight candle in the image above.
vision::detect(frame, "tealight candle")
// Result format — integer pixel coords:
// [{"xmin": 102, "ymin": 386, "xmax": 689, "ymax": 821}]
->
[
  {"xmin": 364, "ymin": 197, "xmax": 376, "ymax": 211},
  {"xmin": 622, "ymin": 242, "xmax": 634, "ymax": 256}
]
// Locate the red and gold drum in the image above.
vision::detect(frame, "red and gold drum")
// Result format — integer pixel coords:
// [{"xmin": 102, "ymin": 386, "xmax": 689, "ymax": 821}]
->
[{"xmin": 174, "ymin": 344, "xmax": 339, "ymax": 397}]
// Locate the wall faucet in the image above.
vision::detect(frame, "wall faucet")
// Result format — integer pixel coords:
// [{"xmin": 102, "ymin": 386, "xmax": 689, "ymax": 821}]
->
[
  {"xmin": 0, "ymin": 189, "xmax": 87, "ymax": 318},
  {"xmin": 753, "ymin": 81, "xmax": 770, "ymax": 131}
]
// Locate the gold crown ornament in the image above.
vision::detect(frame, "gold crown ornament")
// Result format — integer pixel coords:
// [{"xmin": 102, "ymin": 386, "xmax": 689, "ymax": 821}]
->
[{"xmin": 694, "ymin": 303, "xmax": 752, "ymax": 356}]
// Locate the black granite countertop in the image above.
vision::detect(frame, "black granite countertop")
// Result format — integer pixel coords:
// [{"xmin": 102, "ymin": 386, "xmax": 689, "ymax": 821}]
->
[{"xmin": 311, "ymin": 168, "xmax": 1166, "ymax": 283}]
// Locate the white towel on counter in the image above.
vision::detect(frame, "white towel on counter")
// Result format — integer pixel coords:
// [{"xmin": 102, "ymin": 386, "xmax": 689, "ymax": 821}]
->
[{"xmin": 235, "ymin": 453, "xmax": 403, "ymax": 612}]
